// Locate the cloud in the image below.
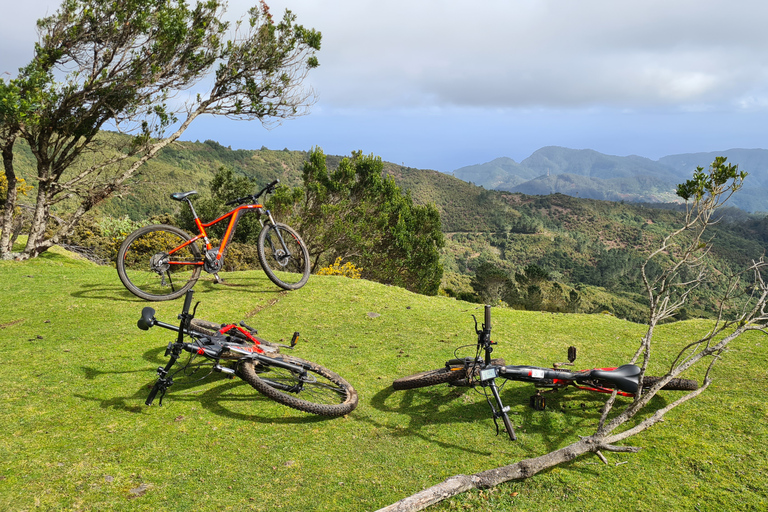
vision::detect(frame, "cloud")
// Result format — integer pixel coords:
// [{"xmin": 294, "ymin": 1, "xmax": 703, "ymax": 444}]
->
[
  {"xmin": 4, "ymin": 0, "xmax": 768, "ymax": 172},
  {"xmin": 5, "ymin": 0, "xmax": 768, "ymax": 111},
  {"xmin": 258, "ymin": 0, "xmax": 768, "ymax": 110}
]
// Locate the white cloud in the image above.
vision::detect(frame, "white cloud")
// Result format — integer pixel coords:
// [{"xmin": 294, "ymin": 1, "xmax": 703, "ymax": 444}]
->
[
  {"xmin": 5, "ymin": 0, "xmax": 768, "ymax": 110},
  {"xmin": 5, "ymin": 0, "xmax": 768, "ymax": 170}
]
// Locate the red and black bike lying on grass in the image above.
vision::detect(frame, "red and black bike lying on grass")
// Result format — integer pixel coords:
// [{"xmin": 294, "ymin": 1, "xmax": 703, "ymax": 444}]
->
[
  {"xmin": 138, "ymin": 289, "xmax": 357, "ymax": 417},
  {"xmin": 392, "ymin": 305, "xmax": 698, "ymax": 441}
]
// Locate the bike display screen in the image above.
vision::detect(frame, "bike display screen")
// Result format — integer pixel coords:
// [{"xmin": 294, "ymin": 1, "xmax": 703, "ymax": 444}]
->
[{"xmin": 479, "ymin": 368, "xmax": 498, "ymax": 381}]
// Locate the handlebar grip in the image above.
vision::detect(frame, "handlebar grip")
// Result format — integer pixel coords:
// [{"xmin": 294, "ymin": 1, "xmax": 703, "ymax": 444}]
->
[
  {"xmin": 501, "ymin": 410, "xmax": 517, "ymax": 441},
  {"xmin": 484, "ymin": 305, "xmax": 491, "ymax": 332},
  {"xmin": 268, "ymin": 179, "xmax": 280, "ymax": 188},
  {"xmin": 145, "ymin": 382, "xmax": 161, "ymax": 406}
]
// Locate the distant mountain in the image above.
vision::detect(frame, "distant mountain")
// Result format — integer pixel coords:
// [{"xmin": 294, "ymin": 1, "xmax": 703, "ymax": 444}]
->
[{"xmin": 452, "ymin": 147, "xmax": 768, "ymax": 212}]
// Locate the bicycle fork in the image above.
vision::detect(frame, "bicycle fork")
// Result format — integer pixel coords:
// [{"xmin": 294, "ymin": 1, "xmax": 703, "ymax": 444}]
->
[
  {"xmin": 263, "ymin": 216, "xmax": 293, "ymax": 264},
  {"xmin": 479, "ymin": 368, "xmax": 517, "ymax": 441}
]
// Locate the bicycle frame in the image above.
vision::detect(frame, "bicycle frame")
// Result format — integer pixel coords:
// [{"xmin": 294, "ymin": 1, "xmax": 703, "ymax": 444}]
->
[{"xmin": 168, "ymin": 185, "xmax": 285, "ymax": 273}]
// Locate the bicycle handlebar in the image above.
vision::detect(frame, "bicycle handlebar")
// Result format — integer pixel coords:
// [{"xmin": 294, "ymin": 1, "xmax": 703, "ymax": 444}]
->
[{"xmin": 225, "ymin": 179, "xmax": 280, "ymax": 206}]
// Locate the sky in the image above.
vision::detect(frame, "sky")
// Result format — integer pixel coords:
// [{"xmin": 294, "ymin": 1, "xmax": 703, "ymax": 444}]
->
[{"xmin": 3, "ymin": 0, "xmax": 768, "ymax": 173}]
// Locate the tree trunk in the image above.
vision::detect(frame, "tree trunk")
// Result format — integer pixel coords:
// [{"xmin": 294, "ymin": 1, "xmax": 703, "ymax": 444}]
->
[
  {"xmin": 1, "ymin": 139, "xmax": 18, "ymax": 258},
  {"xmin": 376, "ymin": 436, "xmax": 631, "ymax": 512}
]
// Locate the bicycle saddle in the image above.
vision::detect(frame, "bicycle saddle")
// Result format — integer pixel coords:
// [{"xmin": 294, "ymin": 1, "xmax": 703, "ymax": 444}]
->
[
  {"xmin": 589, "ymin": 364, "xmax": 641, "ymax": 393},
  {"xmin": 170, "ymin": 191, "xmax": 198, "ymax": 201}
]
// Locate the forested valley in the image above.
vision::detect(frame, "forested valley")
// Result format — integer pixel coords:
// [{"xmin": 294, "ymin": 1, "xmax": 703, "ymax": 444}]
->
[{"xmin": 5, "ymin": 136, "xmax": 767, "ymax": 322}]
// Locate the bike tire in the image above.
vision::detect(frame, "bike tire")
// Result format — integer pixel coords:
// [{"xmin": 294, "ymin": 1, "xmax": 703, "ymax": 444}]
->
[
  {"xmin": 257, "ymin": 222, "xmax": 310, "ymax": 290},
  {"xmin": 392, "ymin": 366, "xmax": 467, "ymax": 390},
  {"xmin": 117, "ymin": 224, "xmax": 202, "ymax": 301},
  {"xmin": 642, "ymin": 376, "xmax": 699, "ymax": 391},
  {"xmin": 238, "ymin": 354, "xmax": 357, "ymax": 417}
]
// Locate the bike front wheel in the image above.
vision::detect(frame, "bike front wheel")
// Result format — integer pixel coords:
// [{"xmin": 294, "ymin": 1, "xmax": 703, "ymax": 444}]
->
[
  {"xmin": 238, "ymin": 354, "xmax": 358, "ymax": 417},
  {"xmin": 392, "ymin": 366, "xmax": 467, "ymax": 390},
  {"xmin": 257, "ymin": 222, "xmax": 310, "ymax": 290},
  {"xmin": 392, "ymin": 358, "xmax": 506, "ymax": 390},
  {"xmin": 117, "ymin": 224, "xmax": 202, "ymax": 301}
]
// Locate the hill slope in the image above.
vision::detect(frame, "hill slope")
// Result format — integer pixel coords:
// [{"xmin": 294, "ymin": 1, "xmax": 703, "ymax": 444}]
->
[{"xmin": 11, "ymin": 137, "xmax": 768, "ymax": 320}]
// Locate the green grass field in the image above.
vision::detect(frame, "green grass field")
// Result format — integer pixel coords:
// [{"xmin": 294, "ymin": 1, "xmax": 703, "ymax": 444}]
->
[{"xmin": 0, "ymin": 249, "xmax": 766, "ymax": 511}]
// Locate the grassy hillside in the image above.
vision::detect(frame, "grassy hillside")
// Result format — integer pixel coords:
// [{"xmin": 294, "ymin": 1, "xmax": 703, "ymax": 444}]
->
[{"xmin": 1, "ymin": 250, "xmax": 766, "ymax": 511}]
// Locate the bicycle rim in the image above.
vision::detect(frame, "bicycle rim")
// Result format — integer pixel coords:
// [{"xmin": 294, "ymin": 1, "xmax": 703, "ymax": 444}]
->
[
  {"xmin": 238, "ymin": 354, "xmax": 357, "ymax": 417},
  {"xmin": 117, "ymin": 225, "xmax": 202, "ymax": 301},
  {"xmin": 257, "ymin": 223, "xmax": 310, "ymax": 290}
]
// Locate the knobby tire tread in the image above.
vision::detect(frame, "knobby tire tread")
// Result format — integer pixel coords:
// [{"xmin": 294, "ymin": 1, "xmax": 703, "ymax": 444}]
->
[
  {"xmin": 392, "ymin": 366, "xmax": 467, "ymax": 390},
  {"xmin": 392, "ymin": 358, "xmax": 506, "ymax": 390},
  {"xmin": 642, "ymin": 376, "xmax": 699, "ymax": 391},
  {"xmin": 238, "ymin": 354, "xmax": 357, "ymax": 417}
]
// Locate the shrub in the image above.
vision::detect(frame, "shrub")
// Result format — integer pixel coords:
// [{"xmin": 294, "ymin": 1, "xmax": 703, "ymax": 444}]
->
[{"xmin": 317, "ymin": 257, "xmax": 362, "ymax": 279}]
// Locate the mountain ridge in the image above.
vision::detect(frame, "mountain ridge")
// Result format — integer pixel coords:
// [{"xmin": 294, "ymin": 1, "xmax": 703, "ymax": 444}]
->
[{"xmin": 451, "ymin": 146, "xmax": 768, "ymax": 212}]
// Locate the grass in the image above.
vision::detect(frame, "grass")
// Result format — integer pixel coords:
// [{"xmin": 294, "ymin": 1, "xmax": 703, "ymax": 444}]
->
[{"xmin": 0, "ymin": 249, "xmax": 766, "ymax": 511}]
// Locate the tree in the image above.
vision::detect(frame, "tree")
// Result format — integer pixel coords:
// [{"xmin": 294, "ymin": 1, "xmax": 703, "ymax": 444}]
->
[
  {"xmin": 0, "ymin": 0, "xmax": 320, "ymax": 260},
  {"xmin": 377, "ymin": 158, "xmax": 768, "ymax": 511},
  {"xmin": 272, "ymin": 148, "xmax": 445, "ymax": 295},
  {"xmin": 470, "ymin": 261, "xmax": 512, "ymax": 304}
]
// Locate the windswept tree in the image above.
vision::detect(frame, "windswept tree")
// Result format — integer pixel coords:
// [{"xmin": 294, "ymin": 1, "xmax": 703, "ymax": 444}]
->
[
  {"xmin": 272, "ymin": 148, "xmax": 445, "ymax": 295},
  {"xmin": 379, "ymin": 158, "xmax": 768, "ymax": 512},
  {"xmin": 0, "ymin": 0, "xmax": 321, "ymax": 260}
]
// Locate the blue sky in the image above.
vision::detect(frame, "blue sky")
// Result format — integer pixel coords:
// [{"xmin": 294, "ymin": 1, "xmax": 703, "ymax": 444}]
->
[{"xmin": 4, "ymin": 0, "xmax": 768, "ymax": 173}]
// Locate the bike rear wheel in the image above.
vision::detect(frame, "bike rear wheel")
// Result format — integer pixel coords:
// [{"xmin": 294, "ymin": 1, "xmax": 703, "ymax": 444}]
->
[
  {"xmin": 642, "ymin": 376, "xmax": 699, "ymax": 391},
  {"xmin": 117, "ymin": 224, "xmax": 202, "ymax": 301},
  {"xmin": 238, "ymin": 354, "xmax": 357, "ymax": 417},
  {"xmin": 257, "ymin": 222, "xmax": 310, "ymax": 290}
]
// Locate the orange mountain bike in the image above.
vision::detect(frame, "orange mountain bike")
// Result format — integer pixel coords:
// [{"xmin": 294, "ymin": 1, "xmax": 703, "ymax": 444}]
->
[{"xmin": 117, "ymin": 180, "xmax": 310, "ymax": 301}]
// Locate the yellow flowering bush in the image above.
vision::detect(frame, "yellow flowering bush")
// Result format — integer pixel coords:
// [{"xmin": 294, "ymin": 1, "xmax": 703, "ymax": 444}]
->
[{"xmin": 317, "ymin": 257, "xmax": 362, "ymax": 279}]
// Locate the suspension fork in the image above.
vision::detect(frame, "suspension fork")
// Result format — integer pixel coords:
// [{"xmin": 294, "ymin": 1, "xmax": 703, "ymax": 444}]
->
[
  {"xmin": 480, "ymin": 367, "xmax": 517, "ymax": 441},
  {"xmin": 263, "ymin": 210, "xmax": 293, "ymax": 258}
]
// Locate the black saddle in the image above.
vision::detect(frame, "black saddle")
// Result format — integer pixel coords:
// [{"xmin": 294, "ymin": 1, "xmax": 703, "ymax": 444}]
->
[
  {"xmin": 170, "ymin": 191, "xmax": 197, "ymax": 201},
  {"xmin": 589, "ymin": 364, "xmax": 641, "ymax": 393}
]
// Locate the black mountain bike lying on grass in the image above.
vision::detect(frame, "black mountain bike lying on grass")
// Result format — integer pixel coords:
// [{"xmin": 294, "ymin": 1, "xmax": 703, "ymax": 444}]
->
[
  {"xmin": 392, "ymin": 305, "xmax": 698, "ymax": 440},
  {"xmin": 138, "ymin": 289, "xmax": 357, "ymax": 417},
  {"xmin": 118, "ymin": 179, "xmax": 310, "ymax": 301}
]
